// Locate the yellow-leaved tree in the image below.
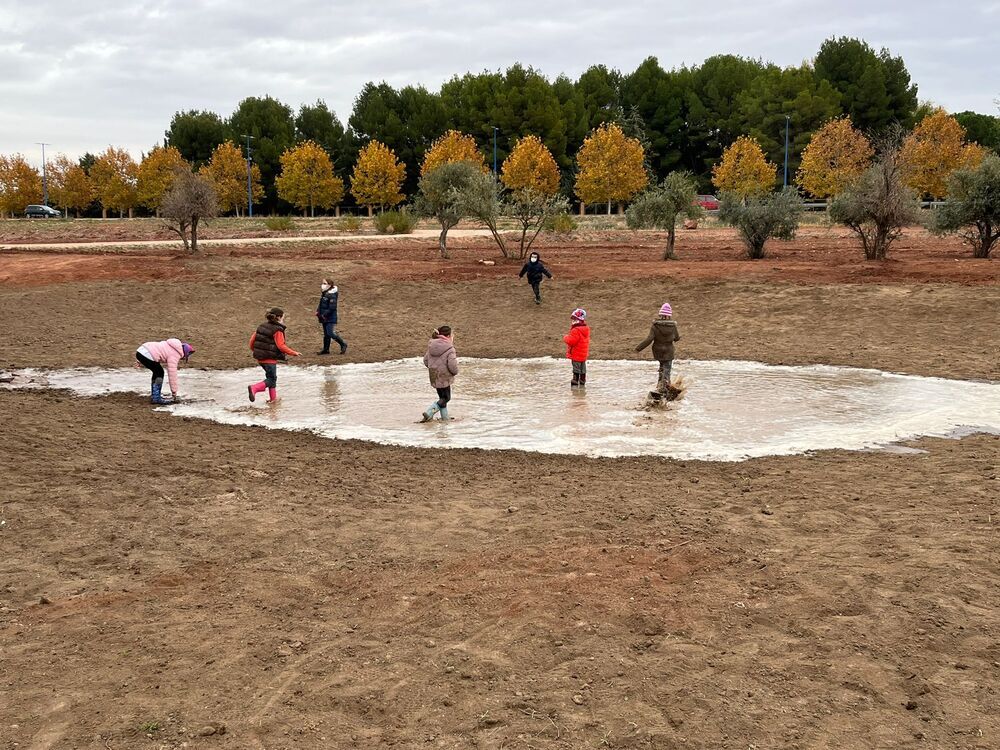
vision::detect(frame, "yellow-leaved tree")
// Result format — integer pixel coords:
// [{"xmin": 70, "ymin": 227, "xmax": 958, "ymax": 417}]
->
[
  {"xmin": 350, "ymin": 140, "xmax": 406, "ymax": 214},
  {"xmin": 901, "ymin": 109, "xmax": 987, "ymax": 199},
  {"xmin": 713, "ymin": 136, "xmax": 777, "ymax": 198},
  {"xmin": 90, "ymin": 147, "xmax": 139, "ymax": 218},
  {"xmin": 200, "ymin": 141, "xmax": 263, "ymax": 217},
  {"xmin": 574, "ymin": 123, "xmax": 648, "ymax": 213},
  {"xmin": 137, "ymin": 146, "xmax": 190, "ymax": 215},
  {"xmin": 501, "ymin": 135, "xmax": 560, "ymax": 196},
  {"xmin": 0, "ymin": 154, "xmax": 43, "ymax": 217},
  {"xmin": 797, "ymin": 117, "xmax": 874, "ymax": 199},
  {"xmin": 420, "ymin": 130, "xmax": 486, "ymax": 176},
  {"xmin": 47, "ymin": 155, "xmax": 95, "ymax": 217},
  {"xmin": 275, "ymin": 140, "xmax": 345, "ymax": 217}
]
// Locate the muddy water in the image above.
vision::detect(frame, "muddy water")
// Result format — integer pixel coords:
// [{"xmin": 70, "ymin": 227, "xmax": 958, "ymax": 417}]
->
[{"xmin": 5, "ymin": 358, "xmax": 999, "ymax": 460}]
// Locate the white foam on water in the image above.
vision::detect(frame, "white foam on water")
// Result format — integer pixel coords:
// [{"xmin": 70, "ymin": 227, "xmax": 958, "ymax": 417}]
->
[{"xmin": 5, "ymin": 358, "xmax": 999, "ymax": 461}]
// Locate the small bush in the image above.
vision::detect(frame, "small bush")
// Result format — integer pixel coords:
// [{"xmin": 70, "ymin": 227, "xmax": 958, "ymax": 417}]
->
[
  {"xmin": 374, "ymin": 208, "xmax": 417, "ymax": 235},
  {"xmin": 718, "ymin": 189, "xmax": 804, "ymax": 259},
  {"xmin": 337, "ymin": 215, "xmax": 362, "ymax": 232},
  {"xmin": 931, "ymin": 153, "xmax": 1000, "ymax": 258},
  {"xmin": 264, "ymin": 216, "xmax": 295, "ymax": 231},
  {"xmin": 544, "ymin": 212, "xmax": 578, "ymax": 234}
]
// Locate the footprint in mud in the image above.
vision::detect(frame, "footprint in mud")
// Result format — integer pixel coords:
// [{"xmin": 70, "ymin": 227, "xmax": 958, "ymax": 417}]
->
[{"xmin": 26, "ymin": 697, "xmax": 76, "ymax": 750}]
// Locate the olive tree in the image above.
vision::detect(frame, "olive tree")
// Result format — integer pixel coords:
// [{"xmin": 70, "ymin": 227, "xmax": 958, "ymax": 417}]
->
[
  {"xmin": 161, "ymin": 170, "xmax": 218, "ymax": 253},
  {"xmin": 503, "ymin": 188, "xmax": 568, "ymax": 260},
  {"xmin": 829, "ymin": 146, "xmax": 920, "ymax": 260},
  {"xmin": 414, "ymin": 161, "xmax": 481, "ymax": 258},
  {"xmin": 717, "ymin": 188, "xmax": 804, "ymax": 260},
  {"xmin": 626, "ymin": 172, "xmax": 703, "ymax": 259},
  {"xmin": 451, "ymin": 170, "xmax": 509, "ymax": 257},
  {"xmin": 932, "ymin": 154, "xmax": 1000, "ymax": 258}
]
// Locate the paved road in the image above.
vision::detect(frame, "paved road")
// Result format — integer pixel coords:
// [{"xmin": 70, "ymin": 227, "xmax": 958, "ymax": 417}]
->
[{"xmin": 0, "ymin": 228, "xmax": 495, "ymax": 251}]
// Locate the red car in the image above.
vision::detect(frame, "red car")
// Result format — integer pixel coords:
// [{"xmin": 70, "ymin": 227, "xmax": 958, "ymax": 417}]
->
[{"xmin": 695, "ymin": 194, "xmax": 719, "ymax": 211}]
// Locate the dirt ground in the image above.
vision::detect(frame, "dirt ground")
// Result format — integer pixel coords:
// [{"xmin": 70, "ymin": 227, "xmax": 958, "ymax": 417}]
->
[{"xmin": 1, "ymin": 228, "xmax": 998, "ymax": 749}]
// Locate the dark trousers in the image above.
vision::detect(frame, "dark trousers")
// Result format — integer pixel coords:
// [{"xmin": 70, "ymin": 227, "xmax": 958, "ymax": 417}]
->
[
  {"xmin": 321, "ymin": 322, "xmax": 346, "ymax": 352},
  {"xmin": 136, "ymin": 352, "xmax": 164, "ymax": 385},
  {"xmin": 435, "ymin": 386, "xmax": 452, "ymax": 408},
  {"xmin": 530, "ymin": 280, "xmax": 542, "ymax": 301},
  {"xmin": 259, "ymin": 363, "xmax": 277, "ymax": 388},
  {"xmin": 571, "ymin": 360, "xmax": 587, "ymax": 385},
  {"xmin": 657, "ymin": 360, "xmax": 673, "ymax": 392}
]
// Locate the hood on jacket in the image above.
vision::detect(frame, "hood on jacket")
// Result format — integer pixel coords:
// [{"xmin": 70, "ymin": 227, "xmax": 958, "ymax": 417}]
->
[
  {"xmin": 427, "ymin": 337, "xmax": 454, "ymax": 356},
  {"xmin": 653, "ymin": 319, "xmax": 677, "ymax": 328}
]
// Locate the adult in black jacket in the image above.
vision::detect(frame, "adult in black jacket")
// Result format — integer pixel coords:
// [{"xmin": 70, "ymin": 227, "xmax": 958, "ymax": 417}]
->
[
  {"xmin": 316, "ymin": 277, "xmax": 348, "ymax": 355},
  {"xmin": 518, "ymin": 252, "xmax": 553, "ymax": 304}
]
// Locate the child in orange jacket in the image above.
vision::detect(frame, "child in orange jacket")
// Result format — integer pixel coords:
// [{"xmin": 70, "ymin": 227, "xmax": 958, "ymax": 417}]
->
[
  {"xmin": 247, "ymin": 307, "xmax": 300, "ymax": 404},
  {"xmin": 563, "ymin": 307, "xmax": 590, "ymax": 387}
]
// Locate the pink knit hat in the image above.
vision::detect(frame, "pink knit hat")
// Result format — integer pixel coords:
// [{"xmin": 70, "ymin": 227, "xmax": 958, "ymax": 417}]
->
[
  {"xmin": 659, "ymin": 302, "xmax": 673, "ymax": 316},
  {"xmin": 571, "ymin": 308, "xmax": 587, "ymax": 321}
]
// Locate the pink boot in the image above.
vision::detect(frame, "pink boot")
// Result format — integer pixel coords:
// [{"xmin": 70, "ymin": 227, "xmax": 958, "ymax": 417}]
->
[
  {"xmin": 268, "ymin": 387, "xmax": 279, "ymax": 403},
  {"xmin": 248, "ymin": 382, "xmax": 267, "ymax": 402}
]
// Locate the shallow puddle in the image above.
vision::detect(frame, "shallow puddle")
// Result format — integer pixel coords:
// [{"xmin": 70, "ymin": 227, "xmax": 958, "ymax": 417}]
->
[{"xmin": 5, "ymin": 358, "xmax": 999, "ymax": 461}]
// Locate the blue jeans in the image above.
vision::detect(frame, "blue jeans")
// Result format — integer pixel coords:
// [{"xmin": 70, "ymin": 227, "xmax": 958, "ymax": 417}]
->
[
  {"xmin": 321, "ymin": 321, "xmax": 346, "ymax": 352},
  {"xmin": 260, "ymin": 363, "xmax": 277, "ymax": 388}
]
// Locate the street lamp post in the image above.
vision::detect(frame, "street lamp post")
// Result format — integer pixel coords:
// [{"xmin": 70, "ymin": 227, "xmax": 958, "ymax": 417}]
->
[
  {"xmin": 493, "ymin": 127, "xmax": 499, "ymax": 174},
  {"xmin": 242, "ymin": 134, "xmax": 255, "ymax": 218},
  {"xmin": 36, "ymin": 142, "xmax": 51, "ymax": 205},
  {"xmin": 783, "ymin": 116, "xmax": 791, "ymax": 189}
]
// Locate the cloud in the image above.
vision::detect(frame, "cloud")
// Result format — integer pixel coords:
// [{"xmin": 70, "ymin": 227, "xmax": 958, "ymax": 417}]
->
[{"xmin": 2, "ymin": 0, "xmax": 996, "ymax": 165}]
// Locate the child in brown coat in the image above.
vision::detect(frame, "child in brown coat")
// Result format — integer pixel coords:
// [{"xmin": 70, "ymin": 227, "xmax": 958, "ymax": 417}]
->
[{"xmin": 635, "ymin": 302, "xmax": 680, "ymax": 395}]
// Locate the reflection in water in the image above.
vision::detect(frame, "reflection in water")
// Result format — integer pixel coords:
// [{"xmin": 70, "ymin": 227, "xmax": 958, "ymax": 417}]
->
[{"xmin": 5, "ymin": 358, "xmax": 999, "ymax": 461}]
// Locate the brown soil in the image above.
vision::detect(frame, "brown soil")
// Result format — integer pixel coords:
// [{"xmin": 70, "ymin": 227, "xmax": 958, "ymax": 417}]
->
[{"xmin": 2, "ymin": 228, "xmax": 999, "ymax": 749}]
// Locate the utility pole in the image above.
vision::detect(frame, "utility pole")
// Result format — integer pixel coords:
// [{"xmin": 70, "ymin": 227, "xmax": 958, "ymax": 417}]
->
[
  {"xmin": 493, "ymin": 127, "xmax": 499, "ymax": 174},
  {"xmin": 36, "ymin": 142, "xmax": 51, "ymax": 205},
  {"xmin": 242, "ymin": 134, "xmax": 255, "ymax": 218},
  {"xmin": 783, "ymin": 116, "xmax": 791, "ymax": 189}
]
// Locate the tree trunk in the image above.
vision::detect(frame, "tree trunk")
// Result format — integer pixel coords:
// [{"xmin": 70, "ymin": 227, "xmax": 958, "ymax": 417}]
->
[
  {"xmin": 973, "ymin": 223, "xmax": 996, "ymax": 258},
  {"xmin": 579, "ymin": 202, "xmax": 585, "ymax": 216},
  {"xmin": 190, "ymin": 216, "xmax": 199, "ymax": 254},
  {"xmin": 128, "ymin": 208, "xmax": 133, "ymax": 218},
  {"xmin": 664, "ymin": 223, "xmax": 677, "ymax": 260},
  {"xmin": 335, "ymin": 205, "xmax": 341, "ymax": 218},
  {"xmin": 102, "ymin": 207, "xmax": 108, "ymax": 219},
  {"xmin": 439, "ymin": 226, "xmax": 450, "ymax": 259},
  {"xmin": 606, "ymin": 200, "xmax": 612, "ymax": 215},
  {"xmin": 310, "ymin": 202, "xmax": 315, "ymax": 218},
  {"xmin": 617, "ymin": 203, "xmax": 624, "ymax": 215},
  {"xmin": 367, "ymin": 205, "xmax": 373, "ymax": 217}
]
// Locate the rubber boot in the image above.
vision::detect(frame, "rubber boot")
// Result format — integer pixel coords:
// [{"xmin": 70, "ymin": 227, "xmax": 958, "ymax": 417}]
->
[
  {"xmin": 248, "ymin": 381, "xmax": 266, "ymax": 402},
  {"xmin": 579, "ymin": 373, "xmax": 587, "ymax": 387},
  {"xmin": 571, "ymin": 373, "xmax": 580, "ymax": 388},
  {"xmin": 439, "ymin": 406, "xmax": 450, "ymax": 421},
  {"xmin": 421, "ymin": 402, "xmax": 440, "ymax": 422},
  {"xmin": 317, "ymin": 336, "xmax": 331, "ymax": 355},
  {"xmin": 268, "ymin": 387, "xmax": 279, "ymax": 403},
  {"xmin": 150, "ymin": 379, "xmax": 170, "ymax": 405},
  {"xmin": 329, "ymin": 331, "xmax": 348, "ymax": 354}
]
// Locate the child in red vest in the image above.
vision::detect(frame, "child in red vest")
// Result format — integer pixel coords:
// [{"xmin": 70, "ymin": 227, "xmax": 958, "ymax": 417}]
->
[
  {"xmin": 563, "ymin": 307, "xmax": 590, "ymax": 387},
  {"xmin": 247, "ymin": 307, "xmax": 300, "ymax": 403}
]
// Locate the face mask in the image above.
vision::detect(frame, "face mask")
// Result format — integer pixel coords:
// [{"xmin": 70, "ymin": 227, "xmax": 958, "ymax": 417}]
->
[{"xmin": 320, "ymin": 283, "xmax": 330, "ymax": 292}]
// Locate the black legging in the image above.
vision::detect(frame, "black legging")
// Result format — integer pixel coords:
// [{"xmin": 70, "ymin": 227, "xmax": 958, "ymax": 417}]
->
[
  {"xmin": 435, "ymin": 386, "xmax": 451, "ymax": 408},
  {"xmin": 136, "ymin": 351, "xmax": 164, "ymax": 385}
]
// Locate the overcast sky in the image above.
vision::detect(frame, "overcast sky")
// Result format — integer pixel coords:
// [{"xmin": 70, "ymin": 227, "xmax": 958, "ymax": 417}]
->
[{"xmin": 3, "ymin": 0, "xmax": 998, "ymax": 166}]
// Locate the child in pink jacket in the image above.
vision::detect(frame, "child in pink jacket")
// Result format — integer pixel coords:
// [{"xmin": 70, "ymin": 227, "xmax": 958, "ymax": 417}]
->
[{"xmin": 135, "ymin": 338, "xmax": 195, "ymax": 404}]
